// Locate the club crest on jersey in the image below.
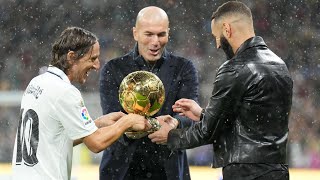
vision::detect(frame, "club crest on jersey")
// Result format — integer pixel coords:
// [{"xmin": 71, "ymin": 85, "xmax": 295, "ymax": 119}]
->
[{"xmin": 81, "ymin": 107, "xmax": 92, "ymax": 126}]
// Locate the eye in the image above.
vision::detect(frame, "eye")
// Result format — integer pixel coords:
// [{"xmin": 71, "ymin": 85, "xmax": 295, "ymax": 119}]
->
[
  {"xmin": 158, "ymin": 32, "xmax": 167, "ymax": 37},
  {"xmin": 89, "ymin": 57, "xmax": 98, "ymax": 62}
]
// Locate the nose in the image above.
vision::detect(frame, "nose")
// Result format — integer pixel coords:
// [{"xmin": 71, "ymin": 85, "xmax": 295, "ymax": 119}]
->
[
  {"xmin": 93, "ymin": 58, "xmax": 100, "ymax": 70},
  {"xmin": 151, "ymin": 35, "xmax": 160, "ymax": 45}
]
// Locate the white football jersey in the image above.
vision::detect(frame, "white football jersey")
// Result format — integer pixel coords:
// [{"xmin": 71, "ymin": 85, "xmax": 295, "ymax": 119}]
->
[{"xmin": 12, "ymin": 66, "xmax": 98, "ymax": 180}]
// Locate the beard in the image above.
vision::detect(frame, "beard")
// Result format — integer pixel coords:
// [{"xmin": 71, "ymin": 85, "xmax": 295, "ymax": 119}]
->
[{"xmin": 220, "ymin": 36, "xmax": 234, "ymax": 60}]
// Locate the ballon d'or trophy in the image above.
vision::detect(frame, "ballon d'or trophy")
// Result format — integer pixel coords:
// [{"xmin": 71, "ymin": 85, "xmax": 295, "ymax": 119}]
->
[{"xmin": 119, "ymin": 71, "xmax": 165, "ymax": 139}]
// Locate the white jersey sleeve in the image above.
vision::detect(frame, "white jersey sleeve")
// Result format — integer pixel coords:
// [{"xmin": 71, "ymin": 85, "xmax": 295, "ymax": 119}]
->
[{"xmin": 53, "ymin": 86, "xmax": 97, "ymax": 140}]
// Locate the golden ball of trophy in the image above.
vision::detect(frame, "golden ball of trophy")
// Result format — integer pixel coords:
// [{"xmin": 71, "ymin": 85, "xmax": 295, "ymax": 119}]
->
[{"xmin": 119, "ymin": 71, "xmax": 165, "ymax": 116}]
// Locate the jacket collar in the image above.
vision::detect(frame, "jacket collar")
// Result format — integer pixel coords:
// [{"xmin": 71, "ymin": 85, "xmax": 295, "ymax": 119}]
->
[{"xmin": 234, "ymin": 36, "xmax": 267, "ymax": 57}]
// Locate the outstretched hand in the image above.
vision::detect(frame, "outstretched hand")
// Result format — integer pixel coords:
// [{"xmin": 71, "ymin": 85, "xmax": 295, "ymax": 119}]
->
[
  {"xmin": 148, "ymin": 115, "xmax": 178, "ymax": 145},
  {"xmin": 172, "ymin": 98, "xmax": 202, "ymax": 121}
]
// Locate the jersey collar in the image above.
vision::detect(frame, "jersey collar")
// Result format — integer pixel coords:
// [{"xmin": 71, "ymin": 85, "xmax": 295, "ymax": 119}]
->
[{"xmin": 47, "ymin": 66, "xmax": 71, "ymax": 84}]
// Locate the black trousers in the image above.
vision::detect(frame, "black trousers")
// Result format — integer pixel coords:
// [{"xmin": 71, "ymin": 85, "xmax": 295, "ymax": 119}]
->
[{"xmin": 222, "ymin": 163, "xmax": 289, "ymax": 180}]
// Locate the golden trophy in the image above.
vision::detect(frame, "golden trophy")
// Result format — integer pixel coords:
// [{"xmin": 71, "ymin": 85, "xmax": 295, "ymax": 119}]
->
[{"xmin": 119, "ymin": 71, "xmax": 165, "ymax": 139}]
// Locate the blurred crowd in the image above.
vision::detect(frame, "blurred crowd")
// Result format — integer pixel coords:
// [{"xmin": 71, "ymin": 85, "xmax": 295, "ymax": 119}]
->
[{"xmin": 0, "ymin": 0, "xmax": 319, "ymax": 168}]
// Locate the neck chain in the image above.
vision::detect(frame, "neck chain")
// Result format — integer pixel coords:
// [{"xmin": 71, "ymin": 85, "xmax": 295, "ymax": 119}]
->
[
  {"xmin": 147, "ymin": 62, "xmax": 157, "ymax": 72},
  {"xmin": 144, "ymin": 59, "xmax": 157, "ymax": 72}
]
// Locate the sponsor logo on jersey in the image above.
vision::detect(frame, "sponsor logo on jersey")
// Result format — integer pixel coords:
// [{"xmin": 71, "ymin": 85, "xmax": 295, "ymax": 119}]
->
[{"xmin": 81, "ymin": 107, "xmax": 92, "ymax": 126}]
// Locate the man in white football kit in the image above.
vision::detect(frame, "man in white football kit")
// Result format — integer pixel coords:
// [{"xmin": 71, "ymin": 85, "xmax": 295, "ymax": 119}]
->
[{"xmin": 12, "ymin": 27, "xmax": 150, "ymax": 180}]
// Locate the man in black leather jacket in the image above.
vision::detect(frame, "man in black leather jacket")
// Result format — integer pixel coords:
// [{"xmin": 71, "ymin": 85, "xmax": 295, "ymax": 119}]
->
[{"xmin": 149, "ymin": 1, "xmax": 293, "ymax": 180}]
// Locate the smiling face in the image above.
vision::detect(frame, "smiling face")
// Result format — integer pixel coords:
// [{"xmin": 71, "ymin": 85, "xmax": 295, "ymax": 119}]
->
[
  {"xmin": 133, "ymin": 7, "xmax": 169, "ymax": 62},
  {"xmin": 67, "ymin": 42, "xmax": 100, "ymax": 84}
]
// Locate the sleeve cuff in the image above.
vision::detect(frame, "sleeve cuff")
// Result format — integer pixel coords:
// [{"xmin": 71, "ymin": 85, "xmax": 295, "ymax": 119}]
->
[{"xmin": 167, "ymin": 129, "xmax": 182, "ymax": 150}]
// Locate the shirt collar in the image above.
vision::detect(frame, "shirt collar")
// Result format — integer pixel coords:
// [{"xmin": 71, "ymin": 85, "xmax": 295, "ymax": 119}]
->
[{"xmin": 47, "ymin": 66, "xmax": 71, "ymax": 84}]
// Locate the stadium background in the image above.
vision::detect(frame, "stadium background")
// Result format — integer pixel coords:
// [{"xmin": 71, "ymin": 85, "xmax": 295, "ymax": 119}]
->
[{"xmin": 0, "ymin": 0, "xmax": 319, "ymax": 179}]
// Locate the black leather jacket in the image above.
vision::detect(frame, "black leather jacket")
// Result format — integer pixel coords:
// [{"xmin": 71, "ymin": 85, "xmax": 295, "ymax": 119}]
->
[{"xmin": 167, "ymin": 36, "xmax": 293, "ymax": 168}]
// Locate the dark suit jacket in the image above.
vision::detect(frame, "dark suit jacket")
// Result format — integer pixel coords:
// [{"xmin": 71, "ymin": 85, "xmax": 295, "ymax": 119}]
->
[{"xmin": 99, "ymin": 45, "xmax": 199, "ymax": 180}]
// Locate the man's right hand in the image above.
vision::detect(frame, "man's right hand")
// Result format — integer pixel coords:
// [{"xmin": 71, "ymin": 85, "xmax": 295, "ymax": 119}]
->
[
  {"xmin": 124, "ymin": 113, "xmax": 151, "ymax": 131},
  {"xmin": 172, "ymin": 98, "xmax": 202, "ymax": 121},
  {"xmin": 95, "ymin": 111, "xmax": 126, "ymax": 127}
]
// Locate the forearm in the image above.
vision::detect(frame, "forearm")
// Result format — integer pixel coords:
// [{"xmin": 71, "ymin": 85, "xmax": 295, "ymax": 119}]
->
[
  {"xmin": 174, "ymin": 114, "xmax": 193, "ymax": 128},
  {"xmin": 167, "ymin": 123, "xmax": 209, "ymax": 150},
  {"xmin": 74, "ymin": 119, "xmax": 108, "ymax": 146},
  {"xmin": 83, "ymin": 118, "xmax": 133, "ymax": 153},
  {"xmin": 168, "ymin": 95, "xmax": 235, "ymax": 150}
]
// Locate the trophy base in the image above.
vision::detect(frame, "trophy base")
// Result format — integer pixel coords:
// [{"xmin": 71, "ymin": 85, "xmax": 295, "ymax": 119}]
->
[
  {"xmin": 124, "ymin": 131, "xmax": 151, "ymax": 139},
  {"xmin": 125, "ymin": 117, "xmax": 161, "ymax": 139}
]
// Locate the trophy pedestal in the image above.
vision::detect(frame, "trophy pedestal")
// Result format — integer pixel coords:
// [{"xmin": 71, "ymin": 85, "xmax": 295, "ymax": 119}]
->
[
  {"xmin": 125, "ymin": 117, "xmax": 161, "ymax": 139},
  {"xmin": 124, "ymin": 131, "xmax": 151, "ymax": 139}
]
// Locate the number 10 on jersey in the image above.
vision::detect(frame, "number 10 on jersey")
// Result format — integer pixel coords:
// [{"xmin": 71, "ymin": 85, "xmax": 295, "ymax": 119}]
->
[{"xmin": 15, "ymin": 109, "xmax": 39, "ymax": 167}]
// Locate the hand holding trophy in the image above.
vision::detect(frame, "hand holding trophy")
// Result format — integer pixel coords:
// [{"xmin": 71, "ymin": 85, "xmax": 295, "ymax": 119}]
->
[{"xmin": 119, "ymin": 71, "xmax": 165, "ymax": 139}]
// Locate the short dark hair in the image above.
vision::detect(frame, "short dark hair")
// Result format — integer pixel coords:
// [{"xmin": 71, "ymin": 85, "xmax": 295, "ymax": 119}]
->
[
  {"xmin": 50, "ymin": 27, "xmax": 98, "ymax": 73},
  {"xmin": 211, "ymin": 1, "xmax": 252, "ymax": 21}
]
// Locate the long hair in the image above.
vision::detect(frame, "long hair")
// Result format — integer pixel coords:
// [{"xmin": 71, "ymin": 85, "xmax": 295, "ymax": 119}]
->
[{"xmin": 50, "ymin": 27, "xmax": 98, "ymax": 73}]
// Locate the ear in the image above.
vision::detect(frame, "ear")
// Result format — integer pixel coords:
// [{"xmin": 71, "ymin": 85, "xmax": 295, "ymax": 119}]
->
[
  {"xmin": 222, "ymin": 23, "xmax": 232, "ymax": 38},
  {"xmin": 133, "ymin": 27, "xmax": 138, "ymax": 41},
  {"xmin": 67, "ymin": 51, "xmax": 76, "ymax": 64}
]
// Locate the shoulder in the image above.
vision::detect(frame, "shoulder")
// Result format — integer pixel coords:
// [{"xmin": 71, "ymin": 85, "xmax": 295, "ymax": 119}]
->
[
  {"xmin": 217, "ymin": 60, "xmax": 239, "ymax": 74},
  {"xmin": 168, "ymin": 53, "xmax": 193, "ymax": 63},
  {"xmin": 236, "ymin": 46, "xmax": 287, "ymax": 75},
  {"xmin": 28, "ymin": 73, "xmax": 81, "ymax": 103},
  {"xmin": 106, "ymin": 53, "xmax": 131, "ymax": 66},
  {"xmin": 215, "ymin": 59, "xmax": 250, "ymax": 85},
  {"xmin": 36, "ymin": 73, "xmax": 76, "ymax": 91},
  {"xmin": 166, "ymin": 53, "xmax": 196, "ymax": 69},
  {"xmin": 54, "ymin": 84, "xmax": 82, "ymax": 105},
  {"xmin": 101, "ymin": 53, "xmax": 132, "ymax": 72},
  {"xmin": 53, "ymin": 80, "xmax": 81, "ymax": 99}
]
